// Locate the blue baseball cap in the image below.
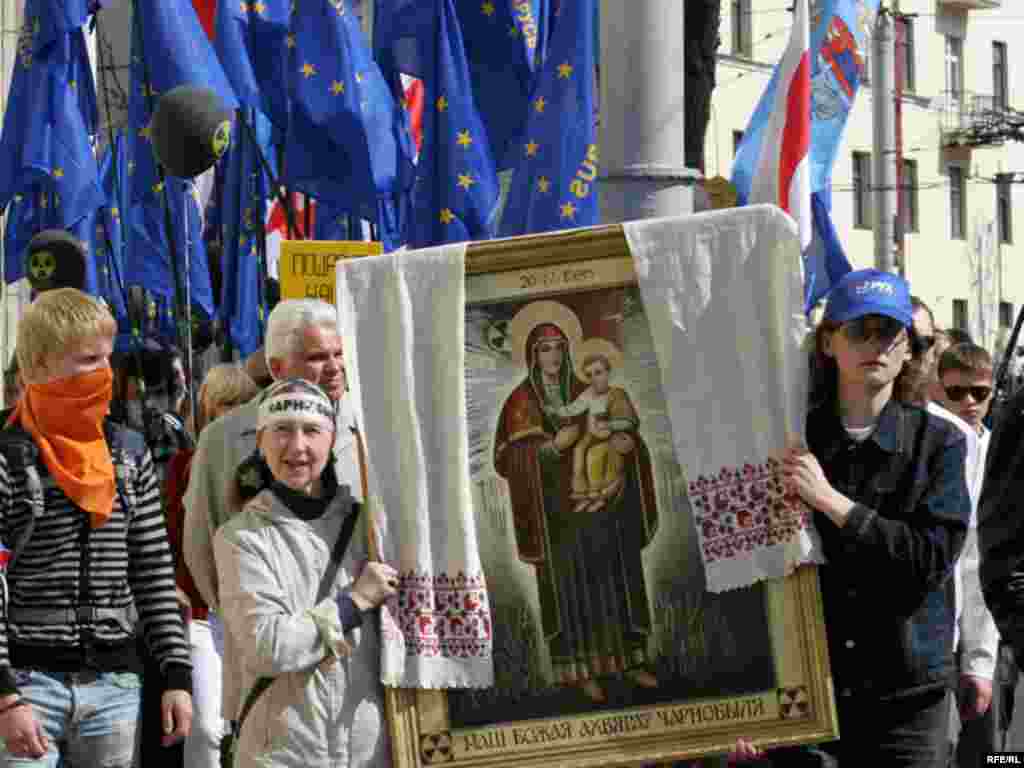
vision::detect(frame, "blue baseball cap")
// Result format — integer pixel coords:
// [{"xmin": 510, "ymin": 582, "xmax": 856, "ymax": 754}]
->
[{"xmin": 823, "ymin": 269, "xmax": 913, "ymax": 328}]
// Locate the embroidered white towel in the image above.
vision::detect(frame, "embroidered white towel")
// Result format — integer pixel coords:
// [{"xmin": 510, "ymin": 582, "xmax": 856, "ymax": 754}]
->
[
  {"xmin": 336, "ymin": 242, "xmax": 494, "ymax": 688},
  {"xmin": 624, "ymin": 204, "xmax": 824, "ymax": 591}
]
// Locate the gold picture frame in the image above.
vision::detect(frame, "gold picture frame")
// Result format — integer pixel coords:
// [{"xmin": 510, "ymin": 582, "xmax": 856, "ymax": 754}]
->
[{"xmin": 385, "ymin": 224, "xmax": 837, "ymax": 767}]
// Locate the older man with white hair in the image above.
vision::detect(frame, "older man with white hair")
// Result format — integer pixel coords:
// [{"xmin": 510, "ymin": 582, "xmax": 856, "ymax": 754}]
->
[{"xmin": 182, "ymin": 298, "xmax": 364, "ymax": 768}]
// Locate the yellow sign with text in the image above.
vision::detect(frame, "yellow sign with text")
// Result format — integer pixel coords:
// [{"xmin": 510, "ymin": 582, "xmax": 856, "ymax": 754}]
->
[{"xmin": 279, "ymin": 240, "xmax": 382, "ymax": 304}]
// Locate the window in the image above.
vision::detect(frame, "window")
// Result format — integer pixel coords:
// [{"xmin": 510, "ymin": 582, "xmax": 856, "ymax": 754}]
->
[
  {"xmin": 945, "ymin": 36, "xmax": 963, "ymax": 101},
  {"xmin": 998, "ymin": 174, "xmax": 1013, "ymax": 244},
  {"xmin": 853, "ymin": 152, "xmax": 872, "ymax": 229},
  {"xmin": 898, "ymin": 17, "xmax": 916, "ymax": 93},
  {"xmin": 900, "ymin": 159, "xmax": 918, "ymax": 234},
  {"xmin": 994, "ymin": 42, "xmax": 1009, "ymax": 112},
  {"xmin": 733, "ymin": 130, "xmax": 744, "ymax": 158},
  {"xmin": 949, "ymin": 165, "xmax": 965, "ymax": 240},
  {"xmin": 1000, "ymin": 301, "xmax": 1015, "ymax": 329},
  {"xmin": 953, "ymin": 299, "xmax": 969, "ymax": 332},
  {"xmin": 731, "ymin": 0, "xmax": 752, "ymax": 57}
]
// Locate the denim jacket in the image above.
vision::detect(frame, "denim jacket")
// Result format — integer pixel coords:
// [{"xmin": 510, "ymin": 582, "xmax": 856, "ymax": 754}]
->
[{"xmin": 807, "ymin": 398, "xmax": 969, "ymax": 700}]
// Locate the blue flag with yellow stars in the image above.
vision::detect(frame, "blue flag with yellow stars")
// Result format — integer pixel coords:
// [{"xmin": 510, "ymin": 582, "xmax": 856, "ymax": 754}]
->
[
  {"xmin": 26, "ymin": 0, "xmax": 105, "ymax": 52},
  {"xmin": 392, "ymin": 0, "xmax": 498, "ymax": 247},
  {"xmin": 93, "ymin": 133, "xmax": 129, "ymax": 320},
  {"xmin": 284, "ymin": 0, "xmax": 414, "ymax": 223},
  {"xmin": 0, "ymin": 22, "xmax": 104, "ymax": 235},
  {"xmin": 215, "ymin": 0, "xmax": 290, "ymax": 129},
  {"xmin": 499, "ymin": 0, "xmax": 598, "ymax": 236},
  {"xmin": 128, "ymin": 0, "xmax": 238, "ymax": 204},
  {"xmin": 125, "ymin": 176, "xmax": 215, "ymax": 320},
  {"xmin": 454, "ymin": 0, "xmax": 548, "ymax": 168},
  {"xmin": 219, "ymin": 110, "xmax": 271, "ymax": 357}
]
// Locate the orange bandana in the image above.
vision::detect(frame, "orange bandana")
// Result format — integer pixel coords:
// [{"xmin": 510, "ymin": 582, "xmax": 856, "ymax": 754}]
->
[{"xmin": 8, "ymin": 366, "xmax": 116, "ymax": 528}]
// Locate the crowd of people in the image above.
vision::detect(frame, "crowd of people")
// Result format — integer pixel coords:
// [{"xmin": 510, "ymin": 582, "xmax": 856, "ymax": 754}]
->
[{"xmin": 0, "ymin": 272, "xmax": 1020, "ymax": 767}]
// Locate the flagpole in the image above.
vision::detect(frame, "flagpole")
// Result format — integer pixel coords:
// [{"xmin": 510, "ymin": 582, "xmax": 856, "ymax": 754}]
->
[
  {"xmin": 131, "ymin": 1, "xmax": 195, "ymax": 404},
  {"xmin": 183, "ymin": 179, "xmax": 198, "ymax": 435},
  {"xmin": 872, "ymin": 7, "xmax": 897, "ymax": 273}
]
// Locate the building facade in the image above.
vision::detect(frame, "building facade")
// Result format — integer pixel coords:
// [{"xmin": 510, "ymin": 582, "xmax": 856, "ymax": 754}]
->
[{"xmin": 712, "ymin": 0, "xmax": 1022, "ymax": 351}]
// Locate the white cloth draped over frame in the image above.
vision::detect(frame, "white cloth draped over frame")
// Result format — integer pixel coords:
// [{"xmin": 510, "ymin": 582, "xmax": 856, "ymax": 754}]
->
[
  {"xmin": 336, "ymin": 242, "xmax": 494, "ymax": 689},
  {"xmin": 624, "ymin": 204, "xmax": 824, "ymax": 592}
]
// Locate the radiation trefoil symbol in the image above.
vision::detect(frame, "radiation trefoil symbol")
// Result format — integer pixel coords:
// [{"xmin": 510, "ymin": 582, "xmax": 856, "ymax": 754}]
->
[{"xmin": 28, "ymin": 250, "xmax": 56, "ymax": 283}]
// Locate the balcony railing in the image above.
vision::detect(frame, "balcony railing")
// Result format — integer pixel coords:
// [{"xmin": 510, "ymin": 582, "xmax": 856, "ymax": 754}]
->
[
  {"xmin": 938, "ymin": 0, "xmax": 1001, "ymax": 9},
  {"xmin": 938, "ymin": 90, "xmax": 1023, "ymax": 147}
]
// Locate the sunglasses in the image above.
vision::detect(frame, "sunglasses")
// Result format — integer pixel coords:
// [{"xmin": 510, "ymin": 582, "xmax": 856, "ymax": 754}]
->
[
  {"xmin": 943, "ymin": 384, "xmax": 993, "ymax": 402},
  {"xmin": 840, "ymin": 316, "xmax": 907, "ymax": 347}
]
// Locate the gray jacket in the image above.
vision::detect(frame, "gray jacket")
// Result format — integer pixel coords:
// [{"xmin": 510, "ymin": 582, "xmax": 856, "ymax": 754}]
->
[{"xmin": 214, "ymin": 488, "xmax": 390, "ymax": 767}]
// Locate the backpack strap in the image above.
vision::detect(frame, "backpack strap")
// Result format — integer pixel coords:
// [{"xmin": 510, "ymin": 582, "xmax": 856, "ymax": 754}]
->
[{"xmin": 0, "ymin": 412, "xmax": 44, "ymax": 572}]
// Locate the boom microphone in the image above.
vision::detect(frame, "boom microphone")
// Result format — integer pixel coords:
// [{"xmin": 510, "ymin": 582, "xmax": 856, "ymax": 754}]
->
[
  {"xmin": 149, "ymin": 85, "xmax": 233, "ymax": 178},
  {"xmin": 24, "ymin": 229, "xmax": 86, "ymax": 294}
]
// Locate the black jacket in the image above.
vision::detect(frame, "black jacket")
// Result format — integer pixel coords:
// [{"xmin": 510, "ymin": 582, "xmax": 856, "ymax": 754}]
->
[
  {"xmin": 808, "ymin": 399, "xmax": 969, "ymax": 699},
  {"xmin": 979, "ymin": 387, "xmax": 1024, "ymax": 659}
]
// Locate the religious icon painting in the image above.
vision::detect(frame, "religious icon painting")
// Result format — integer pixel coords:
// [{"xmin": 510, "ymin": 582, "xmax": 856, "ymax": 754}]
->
[{"xmin": 385, "ymin": 224, "xmax": 838, "ymax": 767}]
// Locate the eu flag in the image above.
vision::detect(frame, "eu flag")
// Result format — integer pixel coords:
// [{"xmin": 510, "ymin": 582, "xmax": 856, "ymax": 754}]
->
[
  {"xmin": 219, "ymin": 111, "xmax": 271, "ymax": 357},
  {"xmin": 284, "ymin": 0, "xmax": 414, "ymax": 221},
  {"xmin": 127, "ymin": 0, "xmax": 237, "ymax": 203},
  {"xmin": 26, "ymin": 0, "xmax": 102, "ymax": 51},
  {"xmin": 0, "ymin": 23, "xmax": 104, "ymax": 234},
  {"xmin": 386, "ymin": 0, "xmax": 498, "ymax": 247},
  {"xmin": 215, "ymin": 0, "xmax": 290, "ymax": 128},
  {"xmin": 125, "ymin": 177, "xmax": 215, "ymax": 320},
  {"xmin": 3, "ymin": 188, "xmax": 44, "ymax": 284},
  {"xmin": 499, "ymin": 0, "xmax": 597, "ymax": 236},
  {"xmin": 94, "ymin": 134, "xmax": 129, "ymax": 320},
  {"xmin": 454, "ymin": 0, "xmax": 548, "ymax": 168}
]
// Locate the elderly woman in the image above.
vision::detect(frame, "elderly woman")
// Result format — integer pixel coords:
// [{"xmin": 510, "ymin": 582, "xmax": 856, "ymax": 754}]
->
[
  {"xmin": 214, "ymin": 379, "xmax": 397, "ymax": 767},
  {"xmin": 163, "ymin": 363, "xmax": 259, "ymax": 768}
]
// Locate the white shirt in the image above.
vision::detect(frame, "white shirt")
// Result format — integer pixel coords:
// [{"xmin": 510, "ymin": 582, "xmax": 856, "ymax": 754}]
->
[{"xmin": 927, "ymin": 402, "xmax": 999, "ymax": 679}]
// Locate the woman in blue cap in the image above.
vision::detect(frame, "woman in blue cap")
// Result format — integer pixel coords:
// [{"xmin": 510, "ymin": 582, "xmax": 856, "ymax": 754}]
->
[{"xmin": 732, "ymin": 269, "xmax": 970, "ymax": 766}]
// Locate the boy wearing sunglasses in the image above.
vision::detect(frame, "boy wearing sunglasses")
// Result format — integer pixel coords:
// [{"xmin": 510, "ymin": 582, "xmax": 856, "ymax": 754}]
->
[{"xmin": 936, "ymin": 343, "xmax": 1001, "ymax": 766}]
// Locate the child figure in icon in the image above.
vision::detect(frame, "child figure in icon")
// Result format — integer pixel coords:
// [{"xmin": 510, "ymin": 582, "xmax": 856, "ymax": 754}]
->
[{"xmin": 546, "ymin": 340, "xmax": 637, "ymax": 514}]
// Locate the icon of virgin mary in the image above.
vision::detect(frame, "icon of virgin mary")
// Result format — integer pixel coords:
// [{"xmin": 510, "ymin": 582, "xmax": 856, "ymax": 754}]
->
[{"xmin": 493, "ymin": 300, "xmax": 659, "ymax": 703}]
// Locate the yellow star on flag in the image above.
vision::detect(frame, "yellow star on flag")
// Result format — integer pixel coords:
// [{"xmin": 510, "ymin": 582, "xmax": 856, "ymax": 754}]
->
[
  {"xmin": 436, "ymin": 95, "xmax": 448, "ymax": 112},
  {"xmin": 557, "ymin": 62, "xmax": 573, "ymax": 79},
  {"xmin": 481, "ymin": 1, "xmax": 495, "ymax": 15},
  {"xmin": 331, "ymin": 80, "xmax": 345, "ymax": 95},
  {"xmin": 560, "ymin": 201, "xmax": 577, "ymax": 220},
  {"xmin": 525, "ymin": 140, "xmax": 539, "ymax": 157},
  {"xmin": 253, "ymin": 0, "xmax": 266, "ymax": 12},
  {"xmin": 439, "ymin": 208, "xmax": 456, "ymax": 224},
  {"xmin": 239, "ymin": 233, "xmax": 248, "ymax": 246},
  {"xmin": 152, "ymin": 181, "xmax": 165, "ymax": 195},
  {"xmin": 508, "ymin": 25, "xmax": 518, "ymax": 37},
  {"xmin": 537, "ymin": 177, "xmax": 551, "ymax": 193},
  {"xmin": 286, "ymin": 33, "xmax": 296, "ymax": 48},
  {"xmin": 534, "ymin": 96, "xmax": 546, "ymax": 113},
  {"xmin": 110, "ymin": 207, "xmax": 120, "ymax": 220},
  {"xmin": 51, "ymin": 168, "xmax": 64, "ymax": 179},
  {"xmin": 302, "ymin": 62, "xmax": 316, "ymax": 78},
  {"xmin": 68, "ymin": 79, "xmax": 76, "ymax": 89},
  {"xmin": 457, "ymin": 173, "xmax": 476, "ymax": 190},
  {"xmin": 355, "ymin": 71, "xmax": 364, "ymax": 83},
  {"xmin": 456, "ymin": 130, "xmax": 473, "ymax": 147},
  {"xmin": 138, "ymin": 125, "xmax": 151, "ymax": 140}
]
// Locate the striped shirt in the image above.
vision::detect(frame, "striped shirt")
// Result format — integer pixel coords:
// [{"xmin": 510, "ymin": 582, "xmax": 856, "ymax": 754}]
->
[{"xmin": 0, "ymin": 422, "xmax": 191, "ymax": 695}]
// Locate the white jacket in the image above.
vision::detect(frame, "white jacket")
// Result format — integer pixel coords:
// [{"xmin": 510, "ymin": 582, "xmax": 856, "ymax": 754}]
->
[{"xmin": 214, "ymin": 488, "xmax": 390, "ymax": 767}]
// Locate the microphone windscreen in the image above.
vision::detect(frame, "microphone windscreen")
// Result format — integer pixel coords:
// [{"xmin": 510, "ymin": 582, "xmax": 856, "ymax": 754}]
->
[
  {"xmin": 150, "ymin": 85, "xmax": 232, "ymax": 178},
  {"xmin": 25, "ymin": 229, "xmax": 86, "ymax": 293}
]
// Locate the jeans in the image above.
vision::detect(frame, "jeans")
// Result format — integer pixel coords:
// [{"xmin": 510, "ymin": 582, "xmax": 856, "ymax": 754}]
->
[
  {"xmin": 184, "ymin": 619, "xmax": 225, "ymax": 768},
  {"xmin": 0, "ymin": 670, "xmax": 141, "ymax": 768}
]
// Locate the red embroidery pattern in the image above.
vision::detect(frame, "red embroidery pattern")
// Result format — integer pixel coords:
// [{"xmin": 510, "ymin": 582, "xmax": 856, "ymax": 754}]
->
[
  {"xmin": 688, "ymin": 459, "xmax": 812, "ymax": 564},
  {"xmin": 396, "ymin": 572, "xmax": 492, "ymax": 659}
]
